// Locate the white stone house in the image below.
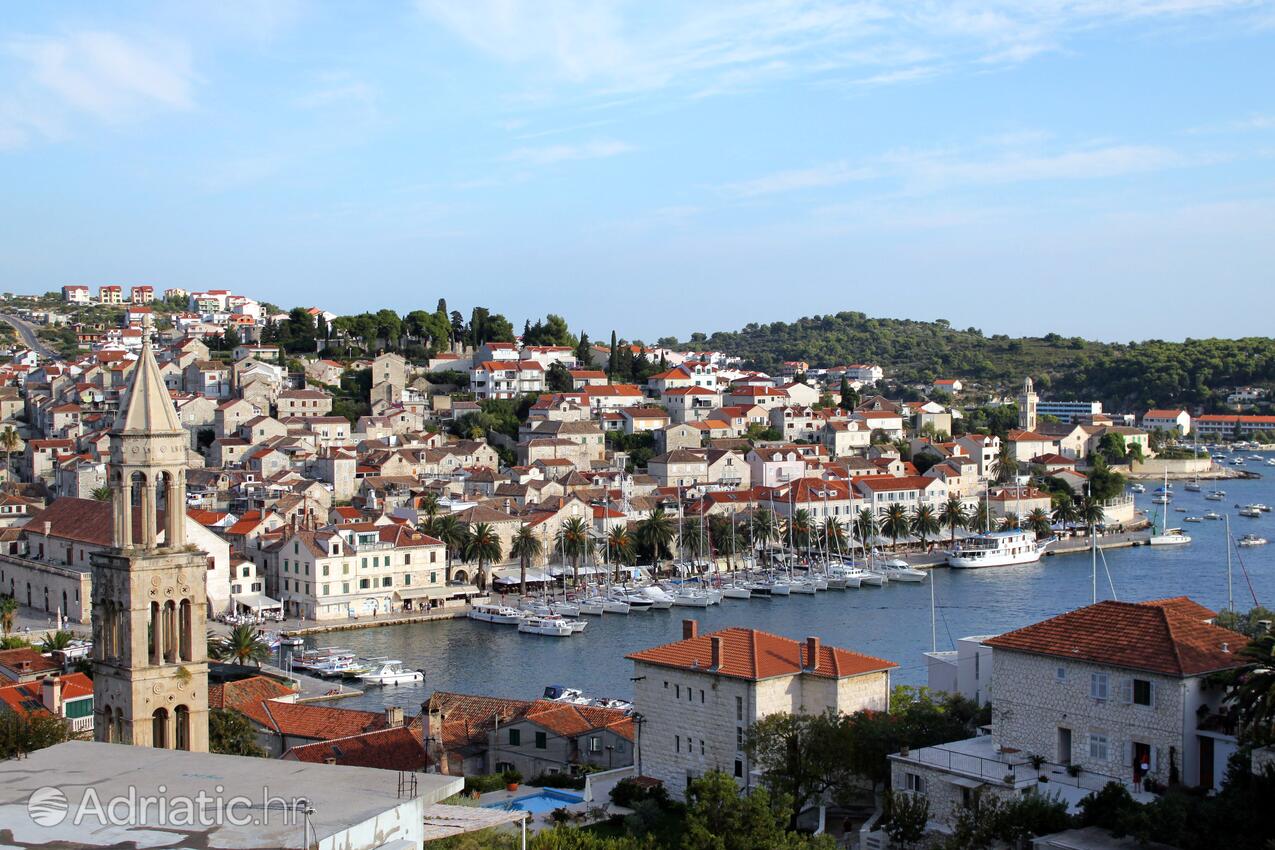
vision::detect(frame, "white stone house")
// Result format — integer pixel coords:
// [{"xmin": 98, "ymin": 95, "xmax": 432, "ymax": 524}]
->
[
  {"xmin": 629, "ymin": 621, "xmax": 895, "ymax": 800},
  {"xmin": 890, "ymin": 598, "xmax": 1248, "ymax": 827}
]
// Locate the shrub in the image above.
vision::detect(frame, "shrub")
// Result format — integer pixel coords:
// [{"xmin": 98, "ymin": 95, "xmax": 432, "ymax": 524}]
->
[
  {"xmin": 609, "ymin": 778, "xmax": 669, "ymax": 809},
  {"xmin": 529, "ymin": 772, "xmax": 586, "ymax": 790},
  {"xmin": 463, "ymin": 773, "xmax": 508, "ymax": 795}
]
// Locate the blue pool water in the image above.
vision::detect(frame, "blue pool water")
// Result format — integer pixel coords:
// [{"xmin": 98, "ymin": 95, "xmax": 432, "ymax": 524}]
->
[{"xmin": 484, "ymin": 789, "xmax": 585, "ymax": 814}]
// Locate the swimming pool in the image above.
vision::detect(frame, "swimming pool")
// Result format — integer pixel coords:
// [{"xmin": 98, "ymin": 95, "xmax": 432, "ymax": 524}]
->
[{"xmin": 482, "ymin": 788, "xmax": 585, "ymax": 815}]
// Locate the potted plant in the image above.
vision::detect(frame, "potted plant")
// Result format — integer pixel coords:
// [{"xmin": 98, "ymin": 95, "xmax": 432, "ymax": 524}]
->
[
  {"xmin": 1029, "ymin": 754, "xmax": 1046, "ymax": 775},
  {"xmin": 1067, "ymin": 764, "xmax": 1082, "ymax": 778},
  {"xmin": 503, "ymin": 769, "xmax": 522, "ymax": 792}
]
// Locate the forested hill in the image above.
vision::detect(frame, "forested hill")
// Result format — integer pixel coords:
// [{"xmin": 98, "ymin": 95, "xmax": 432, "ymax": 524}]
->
[{"xmin": 673, "ymin": 312, "xmax": 1275, "ymax": 410}]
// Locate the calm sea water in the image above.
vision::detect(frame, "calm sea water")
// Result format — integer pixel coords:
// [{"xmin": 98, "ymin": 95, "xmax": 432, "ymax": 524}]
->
[{"xmin": 301, "ymin": 463, "xmax": 1275, "ymax": 713}]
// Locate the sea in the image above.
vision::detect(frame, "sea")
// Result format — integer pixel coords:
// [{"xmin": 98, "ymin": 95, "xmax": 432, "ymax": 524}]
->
[{"xmin": 297, "ymin": 459, "xmax": 1275, "ymax": 713}]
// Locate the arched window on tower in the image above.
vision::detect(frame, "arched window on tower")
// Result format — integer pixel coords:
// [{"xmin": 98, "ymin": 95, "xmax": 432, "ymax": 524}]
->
[
  {"xmin": 152, "ymin": 708, "xmax": 168, "ymax": 748},
  {"xmin": 178, "ymin": 599, "xmax": 192, "ymax": 661},
  {"xmin": 174, "ymin": 705, "xmax": 190, "ymax": 751}
]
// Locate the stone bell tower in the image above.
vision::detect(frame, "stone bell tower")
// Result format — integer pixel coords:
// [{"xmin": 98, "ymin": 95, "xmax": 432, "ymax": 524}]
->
[
  {"xmin": 1018, "ymin": 377, "xmax": 1038, "ymax": 432},
  {"xmin": 92, "ymin": 317, "xmax": 209, "ymax": 751}
]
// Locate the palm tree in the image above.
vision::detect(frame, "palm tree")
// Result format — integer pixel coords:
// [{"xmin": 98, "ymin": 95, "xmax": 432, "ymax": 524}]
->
[
  {"xmin": 1079, "ymin": 495, "xmax": 1106, "ymax": 532},
  {"xmin": 854, "ymin": 508, "xmax": 878, "ymax": 556},
  {"xmin": 1052, "ymin": 496, "xmax": 1079, "ymax": 537},
  {"xmin": 0, "ymin": 596, "xmax": 17, "ymax": 636},
  {"xmin": 938, "ymin": 495, "xmax": 969, "ymax": 550},
  {"xmin": 508, "ymin": 525, "xmax": 543, "ymax": 597},
  {"xmin": 820, "ymin": 518, "xmax": 847, "ymax": 556},
  {"xmin": 973, "ymin": 500, "xmax": 993, "ymax": 534},
  {"xmin": 788, "ymin": 509, "xmax": 813, "ymax": 553},
  {"xmin": 0, "ymin": 426, "xmax": 18, "ymax": 482},
  {"xmin": 1221, "ymin": 631, "xmax": 1275, "ymax": 734},
  {"xmin": 40, "ymin": 629, "xmax": 73, "ymax": 652},
  {"xmin": 210, "ymin": 625, "xmax": 271, "ymax": 667},
  {"xmin": 1027, "ymin": 508, "xmax": 1053, "ymax": 539},
  {"xmin": 999, "ymin": 512, "xmax": 1021, "ymax": 531},
  {"xmin": 881, "ymin": 503, "xmax": 910, "ymax": 552},
  {"xmin": 557, "ymin": 517, "xmax": 593, "ymax": 587},
  {"xmin": 636, "ymin": 508, "xmax": 676, "ymax": 570},
  {"xmin": 607, "ymin": 525, "xmax": 636, "ymax": 581},
  {"xmin": 429, "ymin": 514, "xmax": 464, "ymax": 581},
  {"xmin": 910, "ymin": 505, "xmax": 941, "ymax": 552},
  {"xmin": 751, "ymin": 508, "xmax": 779, "ymax": 562},
  {"xmin": 707, "ymin": 514, "xmax": 739, "ymax": 569},
  {"xmin": 995, "ymin": 442, "xmax": 1019, "ymax": 483},
  {"xmin": 462, "ymin": 522, "xmax": 503, "ymax": 591},
  {"xmin": 418, "ymin": 492, "xmax": 441, "ymax": 528}
]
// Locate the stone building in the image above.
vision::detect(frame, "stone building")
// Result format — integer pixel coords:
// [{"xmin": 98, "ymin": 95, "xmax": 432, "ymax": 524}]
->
[
  {"xmin": 890, "ymin": 597, "xmax": 1247, "ymax": 827},
  {"xmin": 92, "ymin": 322, "xmax": 210, "ymax": 752},
  {"xmin": 628, "ymin": 621, "xmax": 895, "ymax": 800}
]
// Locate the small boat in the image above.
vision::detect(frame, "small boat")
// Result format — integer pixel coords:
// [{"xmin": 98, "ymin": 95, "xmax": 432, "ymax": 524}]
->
[
  {"xmin": 1203, "ymin": 511, "xmax": 1223, "ymax": 520},
  {"xmin": 359, "ymin": 659, "xmax": 424, "ymax": 685},
  {"xmin": 1149, "ymin": 528, "xmax": 1191, "ymax": 546},
  {"xmin": 1232, "ymin": 457, "xmax": 1246, "ymax": 465},
  {"xmin": 878, "ymin": 559, "xmax": 927, "ymax": 582},
  {"xmin": 1151, "ymin": 494, "xmax": 1171, "ymax": 504},
  {"xmin": 610, "ymin": 589, "xmax": 654, "ymax": 610},
  {"xmin": 719, "ymin": 583, "xmax": 752, "ymax": 599},
  {"xmin": 768, "ymin": 580, "xmax": 792, "ymax": 596},
  {"xmin": 1184, "ymin": 516, "xmax": 1203, "ymax": 523},
  {"xmin": 1184, "ymin": 482, "xmax": 1202, "ymax": 492},
  {"xmin": 670, "ymin": 588, "xmax": 712, "ymax": 607},
  {"xmin": 1258, "ymin": 504, "xmax": 1272, "ymax": 513},
  {"xmin": 1174, "ymin": 507, "xmax": 1187, "ymax": 512},
  {"xmin": 788, "ymin": 579, "xmax": 818, "ymax": 594},
  {"xmin": 548, "ymin": 601, "xmax": 580, "ymax": 618},
  {"xmin": 1266, "ymin": 458, "xmax": 1275, "ymax": 467},
  {"xmin": 468, "ymin": 604, "xmax": 523, "ymax": 624},
  {"xmin": 1205, "ymin": 492, "xmax": 1225, "ymax": 501},
  {"xmin": 638, "ymin": 585, "xmax": 676, "ymax": 609},
  {"xmin": 1238, "ymin": 534, "xmax": 1268, "ymax": 547},
  {"xmin": 858, "ymin": 570, "xmax": 887, "ymax": 587},
  {"xmin": 600, "ymin": 598, "xmax": 631, "ymax": 615},
  {"xmin": 1238, "ymin": 505, "xmax": 1262, "ymax": 518},
  {"xmin": 1129, "ymin": 483, "xmax": 1147, "ymax": 494},
  {"xmin": 518, "ymin": 616, "xmax": 575, "ymax": 637}
]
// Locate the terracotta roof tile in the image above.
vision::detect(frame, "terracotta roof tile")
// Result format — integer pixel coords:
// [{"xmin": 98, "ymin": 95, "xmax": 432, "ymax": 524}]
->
[{"xmin": 626, "ymin": 627, "xmax": 896, "ymax": 681}]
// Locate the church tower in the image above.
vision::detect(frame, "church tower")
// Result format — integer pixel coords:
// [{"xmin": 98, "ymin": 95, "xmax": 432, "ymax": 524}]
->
[
  {"xmin": 1018, "ymin": 377, "xmax": 1038, "ymax": 431},
  {"xmin": 92, "ymin": 318, "xmax": 209, "ymax": 751}
]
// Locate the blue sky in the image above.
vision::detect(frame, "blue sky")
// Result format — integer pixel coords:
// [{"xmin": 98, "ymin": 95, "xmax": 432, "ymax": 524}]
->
[{"xmin": 2, "ymin": 2, "xmax": 1273, "ymax": 343}]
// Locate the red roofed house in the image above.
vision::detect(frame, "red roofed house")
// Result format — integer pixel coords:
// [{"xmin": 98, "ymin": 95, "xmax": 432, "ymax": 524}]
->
[
  {"xmin": 0, "ymin": 672, "xmax": 95, "ymax": 736},
  {"xmin": 470, "ymin": 360, "xmax": 545, "ymax": 400},
  {"xmin": 1140, "ymin": 409, "xmax": 1191, "ymax": 436},
  {"xmin": 891, "ymin": 598, "xmax": 1247, "ymax": 826},
  {"xmin": 628, "ymin": 620, "xmax": 896, "ymax": 799}
]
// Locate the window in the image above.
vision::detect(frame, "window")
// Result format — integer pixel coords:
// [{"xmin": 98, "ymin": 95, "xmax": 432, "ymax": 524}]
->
[
  {"xmin": 734, "ymin": 759, "xmax": 743, "ymax": 778},
  {"xmin": 1088, "ymin": 733, "xmax": 1109, "ymax": 761},
  {"xmin": 430, "ymin": 572, "xmax": 437, "ymax": 583},
  {"xmin": 904, "ymin": 772, "xmax": 926, "ymax": 794},
  {"xmin": 1090, "ymin": 673, "xmax": 1109, "ymax": 700},
  {"xmin": 342, "ymin": 582, "xmax": 349, "ymax": 594},
  {"xmin": 675, "ymin": 685, "xmax": 680, "ymax": 699},
  {"xmin": 664, "ymin": 681, "xmax": 669, "ymax": 689},
  {"xmin": 736, "ymin": 696, "xmax": 743, "ymax": 722},
  {"xmin": 404, "ymin": 554, "xmax": 411, "ymax": 565},
  {"xmin": 1132, "ymin": 679, "xmax": 1153, "ymax": 706},
  {"xmin": 359, "ymin": 578, "xmax": 370, "ymax": 589},
  {"xmin": 508, "ymin": 729, "xmax": 520, "ymax": 746},
  {"xmin": 1056, "ymin": 666, "xmax": 1066, "ymax": 682},
  {"xmin": 736, "ymin": 727, "xmax": 743, "ymax": 751},
  {"xmin": 535, "ymin": 732, "xmax": 546, "ymax": 749},
  {"xmin": 700, "ymin": 739, "xmax": 705, "ymax": 756},
  {"xmin": 589, "ymin": 737, "xmax": 601, "ymax": 753},
  {"xmin": 322, "ymin": 584, "xmax": 329, "ymax": 596},
  {"xmin": 700, "ymin": 690, "xmax": 705, "ymax": 703},
  {"xmin": 675, "ymin": 735, "xmax": 680, "ymax": 753},
  {"xmin": 404, "ymin": 574, "xmax": 412, "ymax": 585}
]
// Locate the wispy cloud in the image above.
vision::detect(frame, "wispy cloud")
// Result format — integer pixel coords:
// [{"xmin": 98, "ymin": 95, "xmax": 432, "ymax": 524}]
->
[
  {"xmin": 722, "ymin": 162, "xmax": 876, "ymax": 197},
  {"xmin": 416, "ymin": 0, "xmax": 1263, "ymax": 101},
  {"xmin": 503, "ymin": 138, "xmax": 635, "ymax": 166},
  {"xmin": 295, "ymin": 71, "xmax": 379, "ymax": 119},
  {"xmin": 1, "ymin": 29, "xmax": 194, "ymax": 148}
]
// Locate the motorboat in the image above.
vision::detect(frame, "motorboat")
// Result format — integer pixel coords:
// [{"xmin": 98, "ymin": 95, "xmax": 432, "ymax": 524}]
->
[
  {"xmin": 1258, "ymin": 504, "xmax": 1272, "ymax": 513},
  {"xmin": 1129, "ymin": 483, "xmax": 1146, "ymax": 494},
  {"xmin": 1149, "ymin": 528, "xmax": 1191, "ymax": 546},
  {"xmin": 600, "ymin": 598, "xmax": 631, "ymax": 615},
  {"xmin": 1205, "ymin": 492, "xmax": 1225, "ymax": 501},
  {"xmin": 1232, "ymin": 457, "xmax": 1246, "ymax": 465},
  {"xmin": 1184, "ymin": 482, "xmax": 1202, "ymax": 492},
  {"xmin": 878, "ymin": 559, "xmax": 927, "ymax": 582},
  {"xmin": 468, "ymin": 604, "xmax": 523, "ymax": 624},
  {"xmin": 946, "ymin": 529, "xmax": 1048, "ymax": 569},
  {"xmin": 576, "ymin": 597, "xmax": 606, "ymax": 615},
  {"xmin": 291, "ymin": 647, "xmax": 357, "ymax": 673},
  {"xmin": 358, "ymin": 659, "xmax": 424, "ymax": 686},
  {"xmin": 1239, "ymin": 505, "xmax": 1262, "ymax": 518},
  {"xmin": 1184, "ymin": 516, "xmax": 1203, "ymax": 523},
  {"xmin": 1238, "ymin": 534, "xmax": 1268, "ymax": 547},
  {"xmin": 518, "ymin": 616, "xmax": 576, "ymax": 637},
  {"xmin": 670, "ymin": 588, "xmax": 712, "ymax": 607},
  {"xmin": 1151, "ymin": 494, "xmax": 1171, "ymax": 505},
  {"xmin": 635, "ymin": 585, "xmax": 675, "ymax": 609},
  {"xmin": 1203, "ymin": 511, "xmax": 1223, "ymax": 520},
  {"xmin": 610, "ymin": 589, "xmax": 654, "ymax": 610},
  {"xmin": 548, "ymin": 601, "xmax": 580, "ymax": 618}
]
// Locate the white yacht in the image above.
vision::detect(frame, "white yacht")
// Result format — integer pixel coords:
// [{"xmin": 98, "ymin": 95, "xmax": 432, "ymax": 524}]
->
[
  {"xmin": 788, "ymin": 578, "xmax": 818, "ymax": 594},
  {"xmin": 638, "ymin": 585, "xmax": 675, "ymax": 609},
  {"xmin": 670, "ymin": 588, "xmax": 712, "ymax": 607},
  {"xmin": 600, "ymin": 597, "xmax": 631, "ymax": 615},
  {"xmin": 518, "ymin": 616, "xmax": 576, "ymax": 637},
  {"xmin": 719, "ymin": 583, "xmax": 752, "ymax": 599},
  {"xmin": 1149, "ymin": 528, "xmax": 1191, "ymax": 546},
  {"xmin": 1203, "ymin": 511, "xmax": 1223, "ymax": 520},
  {"xmin": 576, "ymin": 598, "xmax": 606, "ymax": 616},
  {"xmin": 878, "ymin": 559, "xmax": 927, "ymax": 582},
  {"xmin": 946, "ymin": 529, "xmax": 1048, "ymax": 569},
  {"xmin": 1151, "ymin": 494, "xmax": 1171, "ymax": 505},
  {"xmin": 1205, "ymin": 491, "xmax": 1225, "ymax": 501},
  {"xmin": 1238, "ymin": 534, "xmax": 1268, "ymax": 547},
  {"xmin": 1129, "ymin": 483, "xmax": 1147, "ymax": 494},
  {"xmin": 358, "ymin": 659, "xmax": 424, "ymax": 686},
  {"xmin": 548, "ymin": 601, "xmax": 580, "ymax": 618},
  {"xmin": 468, "ymin": 604, "xmax": 523, "ymax": 624},
  {"xmin": 1239, "ymin": 505, "xmax": 1262, "ymax": 518},
  {"xmin": 1184, "ymin": 515, "xmax": 1203, "ymax": 523},
  {"xmin": 610, "ymin": 589, "xmax": 655, "ymax": 610}
]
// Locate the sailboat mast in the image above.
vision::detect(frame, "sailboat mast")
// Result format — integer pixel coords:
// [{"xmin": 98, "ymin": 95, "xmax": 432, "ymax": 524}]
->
[{"xmin": 1225, "ymin": 513, "xmax": 1234, "ymax": 614}]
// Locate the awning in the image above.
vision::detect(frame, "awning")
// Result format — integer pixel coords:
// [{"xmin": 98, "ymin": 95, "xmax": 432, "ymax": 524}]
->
[
  {"xmin": 946, "ymin": 776, "xmax": 986, "ymax": 789},
  {"xmin": 546, "ymin": 564, "xmax": 609, "ymax": 577},
  {"xmin": 233, "ymin": 593, "xmax": 282, "ymax": 611},
  {"xmin": 420, "ymin": 802, "xmax": 527, "ymax": 841},
  {"xmin": 492, "ymin": 568, "xmax": 551, "ymax": 584}
]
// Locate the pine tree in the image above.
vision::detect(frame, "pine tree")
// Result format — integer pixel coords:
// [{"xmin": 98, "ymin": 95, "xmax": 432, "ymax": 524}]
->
[{"xmin": 608, "ymin": 330, "xmax": 618, "ymax": 380}]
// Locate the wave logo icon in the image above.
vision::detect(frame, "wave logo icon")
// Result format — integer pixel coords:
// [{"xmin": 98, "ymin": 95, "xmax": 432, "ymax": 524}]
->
[{"xmin": 27, "ymin": 786, "xmax": 69, "ymax": 827}]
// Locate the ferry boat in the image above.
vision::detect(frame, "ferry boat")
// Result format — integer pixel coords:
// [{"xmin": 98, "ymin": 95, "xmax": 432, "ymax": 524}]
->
[
  {"xmin": 468, "ymin": 604, "xmax": 523, "ymax": 624},
  {"xmin": 946, "ymin": 529, "xmax": 1048, "ymax": 569}
]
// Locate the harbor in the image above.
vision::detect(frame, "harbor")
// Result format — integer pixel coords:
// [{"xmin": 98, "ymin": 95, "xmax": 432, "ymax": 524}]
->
[{"xmin": 287, "ymin": 466, "xmax": 1274, "ymax": 714}]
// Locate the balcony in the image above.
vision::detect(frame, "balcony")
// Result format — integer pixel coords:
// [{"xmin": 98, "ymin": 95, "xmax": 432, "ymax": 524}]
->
[{"xmin": 65, "ymin": 715, "xmax": 94, "ymax": 734}]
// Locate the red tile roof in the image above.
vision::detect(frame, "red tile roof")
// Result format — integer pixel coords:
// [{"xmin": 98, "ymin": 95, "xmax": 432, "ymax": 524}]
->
[
  {"xmin": 0, "ymin": 673, "xmax": 92, "ymax": 716},
  {"xmin": 284, "ymin": 723, "xmax": 429, "ymax": 771},
  {"xmin": 626, "ymin": 627, "xmax": 896, "ymax": 681},
  {"xmin": 239, "ymin": 699, "xmax": 391, "ymax": 741},
  {"xmin": 208, "ymin": 674, "xmax": 296, "ymax": 710},
  {"xmin": 984, "ymin": 598, "xmax": 1248, "ymax": 677}
]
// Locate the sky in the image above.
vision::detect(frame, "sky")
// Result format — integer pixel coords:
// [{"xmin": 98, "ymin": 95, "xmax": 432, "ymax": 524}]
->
[{"xmin": 2, "ymin": 2, "xmax": 1274, "ymax": 344}]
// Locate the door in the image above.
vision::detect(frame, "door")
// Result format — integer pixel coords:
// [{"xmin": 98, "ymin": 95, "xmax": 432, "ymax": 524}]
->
[
  {"xmin": 1057, "ymin": 727, "xmax": 1072, "ymax": 765},
  {"xmin": 1200, "ymin": 736, "xmax": 1215, "ymax": 790},
  {"xmin": 1132, "ymin": 741, "xmax": 1151, "ymax": 785}
]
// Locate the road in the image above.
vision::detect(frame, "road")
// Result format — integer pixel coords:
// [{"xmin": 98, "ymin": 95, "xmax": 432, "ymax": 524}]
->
[{"xmin": 0, "ymin": 312, "xmax": 59, "ymax": 359}]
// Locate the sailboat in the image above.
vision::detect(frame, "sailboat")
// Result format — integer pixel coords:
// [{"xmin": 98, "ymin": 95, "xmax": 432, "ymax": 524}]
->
[{"xmin": 1149, "ymin": 468, "xmax": 1191, "ymax": 546}]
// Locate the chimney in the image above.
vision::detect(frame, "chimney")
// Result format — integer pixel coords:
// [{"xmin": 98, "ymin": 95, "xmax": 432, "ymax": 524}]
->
[
  {"xmin": 41, "ymin": 676, "xmax": 63, "ymax": 715},
  {"xmin": 385, "ymin": 705, "xmax": 404, "ymax": 728},
  {"xmin": 710, "ymin": 636, "xmax": 723, "ymax": 670},
  {"xmin": 682, "ymin": 619, "xmax": 698, "ymax": 640},
  {"xmin": 17, "ymin": 660, "xmax": 31, "ymax": 673},
  {"xmin": 324, "ymin": 757, "xmax": 337, "ymax": 765},
  {"xmin": 806, "ymin": 636, "xmax": 821, "ymax": 670}
]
